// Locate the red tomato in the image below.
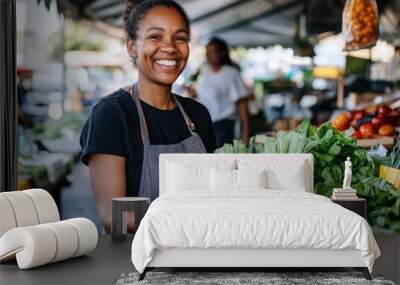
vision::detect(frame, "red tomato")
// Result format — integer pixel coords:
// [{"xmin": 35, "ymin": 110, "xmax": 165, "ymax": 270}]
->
[
  {"xmin": 349, "ymin": 111, "xmax": 355, "ymax": 121},
  {"xmin": 386, "ymin": 111, "xmax": 400, "ymax": 125},
  {"xmin": 371, "ymin": 116, "xmax": 383, "ymax": 128},
  {"xmin": 378, "ymin": 124, "xmax": 395, "ymax": 136},
  {"xmin": 378, "ymin": 105, "xmax": 392, "ymax": 116},
  {"xmin": 359, "ymin": 123, "xmax": 375, "ymax": 138},
  {"xmin": 350, "ymin": 119, "xmax": 362, "ymax": 129},
  {"xmin": 352, "ymin": 130, "xmax": 363, "ymax": 139},
  {"xmin": 353, "ymin": 110, "xmax": 366, "ymax": 121}
]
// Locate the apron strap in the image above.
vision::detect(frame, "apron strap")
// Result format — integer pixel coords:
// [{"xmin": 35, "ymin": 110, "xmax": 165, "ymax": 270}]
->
[
  {"xmin": 130, "ymin": 84, "xmax": 197, "ymax": 144},
  {"xmin": 130, "ymin": 85, "xmax": 150, "ymax": 145},
  {"xmin": 172, "ymin": 94, "xmax": 197, "ymax": 134}
]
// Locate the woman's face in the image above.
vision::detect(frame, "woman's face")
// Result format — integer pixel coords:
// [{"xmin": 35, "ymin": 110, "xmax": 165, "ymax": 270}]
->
[
  {"xmin": 128, "ymin": 6, "xmax": 190, "ymax": 86},
  {"xmin": 206, "ymin": 43, "xmax": 221, "ymax": 67}
]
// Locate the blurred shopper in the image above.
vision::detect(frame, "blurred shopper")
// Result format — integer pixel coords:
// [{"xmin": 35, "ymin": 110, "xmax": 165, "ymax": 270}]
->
[
  {"xmin": 16, "ymin": 68, "xmax": 33, "ymax": 128},
  {"xmin": 194, "ymin": 37, "xmax": 250, "ymax": 147},
  {"xmin": 80, "ymin": 0, "xmax": 216, "ymax": 232},
  {"xmin": 390, "ymin": 41, "xmax": 400, "ymax": 85}
]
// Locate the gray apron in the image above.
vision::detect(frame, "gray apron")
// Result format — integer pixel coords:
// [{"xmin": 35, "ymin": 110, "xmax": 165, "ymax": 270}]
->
[{"xmin": 130, "ymin": 85, "xmax": 206, "ymax": 202}]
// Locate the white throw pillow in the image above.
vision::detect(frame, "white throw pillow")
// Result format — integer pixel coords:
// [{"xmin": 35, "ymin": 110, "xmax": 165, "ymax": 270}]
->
[
  {"xmin": 211, "ymin": 169, "xmax": 267, "ymax": 190},
  {"xmin": 238, "ymin": 159, "xmax": 308, "ymax": 191},
  {"xmin": 266, "ymin": 162, "xmax": 307, "ymax": 191},
  {"xmin": 167, "ymin": 162, "xmax": 210, "ymax": 191},
  {"xmin": 236, "ymin": 169, "xmax": 267, "ymax": 189},
  {"xmin": 166, "ymin": 159, "xmax": 236, "ymax": 192},
  {"xmin": 211, "ymin": 168, "xmax": 236, "ymax": 190}
]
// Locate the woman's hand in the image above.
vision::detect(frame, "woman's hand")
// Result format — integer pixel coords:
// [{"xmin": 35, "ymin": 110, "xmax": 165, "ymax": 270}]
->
[
  {"xmin": 237, "ymin": 98, "xmax": 250, "ymax": 144},
  {"xmin": 88, "ymin": 154, "xmax": 126, "ymax": 233}
]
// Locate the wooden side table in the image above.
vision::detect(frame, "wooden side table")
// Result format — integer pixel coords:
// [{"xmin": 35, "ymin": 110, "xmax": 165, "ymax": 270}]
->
[
  {"xmin": 331, "ymin": 198, "xmax": 366, "ymax": 219},
  {"xmin": 112, "ymin": 197, "xmax": 150, "ymax": 242}
]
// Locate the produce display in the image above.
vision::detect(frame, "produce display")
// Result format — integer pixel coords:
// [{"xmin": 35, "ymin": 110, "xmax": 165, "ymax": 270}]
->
[
  {"xmin": 215, "ymin": 121, "xmax": 400, "ymax": 233},
  {"xmin": 18, "ymin": 112, "xmax": 85, "ymax": 189},
  {"xmin": 28, "ymin": 112, "xmax": 86, "ymax": 141},
  {"xmin": 342, "ymin": 0, "xmax": 379, "ymax": 51},
  {"xmin": 370, "ymin": 137, "xmax": 400, "ymax": 190},
  {"xmin": 331, "ymin": 104, "xmax": 399, "ymax": 139},
  {"xmin": 18, "ymin": 164, "xmax": 48, "ymax": 188}
]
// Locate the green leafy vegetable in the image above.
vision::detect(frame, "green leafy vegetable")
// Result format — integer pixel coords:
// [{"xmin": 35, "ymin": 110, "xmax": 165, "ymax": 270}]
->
[
  {"xmin": 389, "ymin": 136, "xmax": 400, "ymax": 169},
  {"xmin": 214, "ymin": 139, "xmax": 249, "ymax": 154},
  {"xmin": 214, "ymin": 120, "xmax": 400, "ymax": 233}
]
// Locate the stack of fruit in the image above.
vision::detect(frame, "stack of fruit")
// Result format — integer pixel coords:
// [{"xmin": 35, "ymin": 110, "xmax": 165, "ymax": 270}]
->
[
  {"xmin": 342, "ymin": 0, "xmax": 379, "ymax": 51},
  {"xmin": 331, "ymin": 105, "xmax": 399, "ymax": 139}
]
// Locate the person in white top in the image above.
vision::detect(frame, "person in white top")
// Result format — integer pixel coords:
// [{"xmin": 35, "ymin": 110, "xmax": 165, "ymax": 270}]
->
[{"xmin": 192, "ymin": 37, "xmax": 250, "ymax": 147}]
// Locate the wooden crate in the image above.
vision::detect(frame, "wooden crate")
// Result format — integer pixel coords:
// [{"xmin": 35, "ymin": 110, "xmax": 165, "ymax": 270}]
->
[{"xmin": 357, "ymin": 136, "xmax": 395, "ymax": 148}]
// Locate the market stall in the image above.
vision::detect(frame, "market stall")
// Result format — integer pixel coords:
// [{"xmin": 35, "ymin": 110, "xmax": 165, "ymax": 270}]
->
[
  {"xmin": 30, "ymin": 0, "xmax": 400, "ymax": 223},
  {"xmin": 4, "ymin": 0, "xmax": 399, "ymax": 284},
  {"xmin": 17, "ymin": 112, "xmax": 85, "ymax": 205}
]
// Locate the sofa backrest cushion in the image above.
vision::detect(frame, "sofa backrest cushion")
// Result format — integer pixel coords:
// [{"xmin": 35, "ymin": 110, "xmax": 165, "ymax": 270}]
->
[{"xmin": 0, "ymin": 189, "xmax": 60, "ymax": 238}]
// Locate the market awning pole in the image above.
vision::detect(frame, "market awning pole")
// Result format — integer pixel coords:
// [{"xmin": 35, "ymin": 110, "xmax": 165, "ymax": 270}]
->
[{"xmin": 337, "ymin": 76, "xmax": 345, "ymax": 109}]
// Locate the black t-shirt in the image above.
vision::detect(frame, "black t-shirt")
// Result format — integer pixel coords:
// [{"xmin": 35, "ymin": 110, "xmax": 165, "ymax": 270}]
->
[{"xmin": 80, "ymin": 88, "xmax": 216, "ymax": 196}]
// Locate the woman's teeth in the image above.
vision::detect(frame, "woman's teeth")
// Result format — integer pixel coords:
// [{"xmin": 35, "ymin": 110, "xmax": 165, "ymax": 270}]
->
[{"xmin": 155, "ymin": 60, "xmax": 177, "ymax": 67}]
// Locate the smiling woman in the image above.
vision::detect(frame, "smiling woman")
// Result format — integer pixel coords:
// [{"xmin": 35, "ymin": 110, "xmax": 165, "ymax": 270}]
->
[
  {"xmin": 125, "ymin": 0, "xmax": 191, "ymax": 87},
  {"xmin": 80, "ymin": 0, "xmax": 216, "ymax": 233}
]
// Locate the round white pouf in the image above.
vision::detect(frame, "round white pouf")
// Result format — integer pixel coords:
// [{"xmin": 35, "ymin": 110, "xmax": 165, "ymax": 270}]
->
[
  {"xmin": 24, "ymin": 189, "xmax": 60, "ymax": 224},
  {"xmin": 0, "ymin": 192, "xmax": 39, "ymax": 227},
  {"xmin": 0, "ymin": 196, "xmax": 17, "ymax": 237}
]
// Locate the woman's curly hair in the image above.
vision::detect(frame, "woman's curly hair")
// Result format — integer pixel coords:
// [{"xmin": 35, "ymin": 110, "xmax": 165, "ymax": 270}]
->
[{"xmin": 124, "ymin": 0, "xmax": 191, "ymax": 41}]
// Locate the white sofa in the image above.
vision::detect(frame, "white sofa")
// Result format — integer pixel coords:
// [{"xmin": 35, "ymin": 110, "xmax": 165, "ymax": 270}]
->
[
  {"xmin": 131, "ymin": 154, "xmax": 380, "ymax": 281},
  {"xmin": 0, "ymin": 189, "xmax": 98, "ymax": 269}
]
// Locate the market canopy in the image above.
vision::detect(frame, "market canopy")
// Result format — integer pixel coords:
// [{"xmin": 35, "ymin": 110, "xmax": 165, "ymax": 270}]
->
[{"xmin": 40, "ymin": 0, "xmax": 400, "ymax": 47}]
